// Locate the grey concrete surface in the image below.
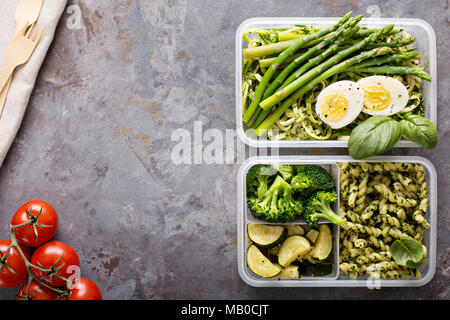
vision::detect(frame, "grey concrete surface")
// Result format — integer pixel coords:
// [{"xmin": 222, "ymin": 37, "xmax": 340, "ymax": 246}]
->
[{"xmin": 0, "ymin": 0, "xmax": 449, "ymax": 299}]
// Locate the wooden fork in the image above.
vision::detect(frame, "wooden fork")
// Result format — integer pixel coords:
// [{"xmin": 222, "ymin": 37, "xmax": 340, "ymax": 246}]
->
[
  {"xmin": 0, "ymin": 22, "xmax": 44, "ymax": 93},
  {"xmin": 0, "ymin": 0, "xmax": 44, "ymax": 117}
]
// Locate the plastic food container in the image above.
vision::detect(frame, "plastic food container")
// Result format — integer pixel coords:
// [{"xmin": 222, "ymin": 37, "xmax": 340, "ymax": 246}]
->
[
  {"xmin": 237, "ymin": 156, "xmax": 437, "ymax": 287},
  {"xmin": 235, "ymin": 17, "xmax": 437, "ymax": 148}
]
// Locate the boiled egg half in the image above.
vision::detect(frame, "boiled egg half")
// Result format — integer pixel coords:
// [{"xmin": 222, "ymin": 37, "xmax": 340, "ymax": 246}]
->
[
  {"xmin": 357, "ymin": 76, "xmax": 409, "ymax": 116},
  {"xmin": 315, "ymin": 80, "xmax": 364, "ymax": 129}
]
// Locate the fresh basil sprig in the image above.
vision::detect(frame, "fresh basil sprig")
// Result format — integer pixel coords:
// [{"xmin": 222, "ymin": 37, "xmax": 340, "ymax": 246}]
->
[
  {"xmin": 399, "ymin": 114, "xmax": 438, "ymax": 149},
  {"xmin": 390, "ymin": 237, "xmax": 425, "ymax": 269},
  {"xmin": 348, "ymin": 116, "xmax": 403, "ymax": 159},
  {"xmin": 348, "ymin": 114, "xmax": 438, "ymax": 159}
]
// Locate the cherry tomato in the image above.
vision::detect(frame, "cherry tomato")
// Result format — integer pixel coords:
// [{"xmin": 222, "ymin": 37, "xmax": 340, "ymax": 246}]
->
[
  {"xmin": 31, "ymin": 241, "xmax": 79, "ymax": 288},
  {"xmin": 0, "ymin": 240, "xmax": 30, "ymax": 288},
  {"xmin": 16, "ymin": 280, "xmax": 57, "ymax": 300},
  {"xmin": 67, "ymin": 277, "xmax": 102, "ymax": 300},
  {"xmin": 11, "ymin": 200, "xmax": 58, "ymax": 247}
]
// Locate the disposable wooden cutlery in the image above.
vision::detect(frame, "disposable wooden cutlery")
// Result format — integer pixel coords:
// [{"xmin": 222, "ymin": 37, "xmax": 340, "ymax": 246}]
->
[
  {"xmin": 0, "ymin": 22, "xmax": 44, "ymax": 99},
  {"xmin": 0, "ymin": 0, "xmax": 44, "ymax": 117}
]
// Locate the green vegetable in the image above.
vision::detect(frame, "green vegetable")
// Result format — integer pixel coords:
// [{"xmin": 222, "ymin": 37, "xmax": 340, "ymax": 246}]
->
[
  {"xmin": 278, "ymin": 235, "xmax": 311, "ymax": 267},
  {"xmin": 242, "ymin": 12, "xmax": 353, "ymax": 123},
  {"xmin": 364, "ymin": 36, "xmax": 416, "ymax": 49},
  {"xmin": 250, "ymin": 26, "xmax": 359, "ymax": 129},
  {"xmin": 400, "ymin": 114, "xmax": 438, "ymax": 149},
  {"xmin": 348, "ymin": 116, "xmax": 403, "ymax": 159},
  {"xmin": 247, "ymin": 244, "xmax": 282, "ymax": 278},
  {"xmin": 271, "ymin": 164, "xmax": 294, "ymax": 181},
  {"xmin": 247, "ymin": 223, "xmax": 287, "ymax": 248},
  {"xmin": 265, "ymin": 16, "xmax": 362, "ymax": 101},
  {"xmin": 247, "ymin": 175, "xmax": 303, "ymax": 223},
  {"xmin": 311, "ymin": 225, "xmax": 332, "ymax": 260},
  {"xmin": 303, "ymin": 191, "xmax": 344, "ymax": 226},
  {"xmin": 285, "ymin": 224, "xmax": 305, "ymax": 236},
  {"xmin": 346, "ymin": 65, "xmax": 432, "ymax": 81},
  {"xmin": 306, "ymin": 229, "xmax": 319, "ymax": 243},
  {"xmin": 390, "ymin": 237, "xmax": 425, "ymax": 269},
  {"xmin": 350, "ymin": 51, "xmax": 419, "ymax": 68},
  {"xmin": 259, "ymin": 53, "xmax": 303, "ymax": 70},
  {"xmin": 277, "ymin": 264, "xmax": 300, "ymax": 279},
  {"xmin": 246, "ymin": 165, "xmax": 276, "ymax": 200},
  {"xmin": 277, "ymin": 27, "xmax": 358, "ymax": 91},
  {"xmin": 299, "ymin": 263, "xmax": 333, "ymax": 276},
  {"xmin": 259, "ymin": 25, "xmax": 394, "ymax": 111},
  {"xmin": 256, "ymin": 45, "xmax": 393, "ymax": 136},
  {"xmin": 291, "ymin": 165, "xmax": 336, "ymax": 194}
]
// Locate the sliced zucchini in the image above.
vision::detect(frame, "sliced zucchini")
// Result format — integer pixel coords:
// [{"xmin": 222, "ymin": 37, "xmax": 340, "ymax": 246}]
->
[
  {"xmin": 247, "ymin": 244, "xmax": 282, "ymax": 278},
  {"xmin": 306, "ymin": 229, "xmax": 319, "ymax": 243},
  {"xmin": 278, "ymin": 235, "xmax": 311, "ymax": 267},
  {"xmin": 277, "ymin": 264, "xmax": 300, "ymax": 279},
  {"xmin": 311, "ymin": 225, "xmax": 332, "ymax": 260},
  {"xmin": 267, "ymin": 245, "xmax": 280, "ymax": 263},
  {"xmin": 247, "ymin": 223, "xmax": 287, "ymax": 248},
  {"xmin": 298, "ymin": 249, "xmax": 317, "ymax": 264},
  {"xmin": 285, "ymin": 224, "xmax": 305, "ymax": 236},
  {"xmin": 299, "ymin": 262, "xmax": 333, "ymax": 277},
  {"xmin": 268, "ymin": 245, "xmax": 281, "ymax": 256}
]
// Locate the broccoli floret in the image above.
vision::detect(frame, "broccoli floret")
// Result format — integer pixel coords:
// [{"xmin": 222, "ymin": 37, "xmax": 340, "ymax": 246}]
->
[
  {"xmin": 246, "ymin": 165, "xmax": 276, "ymax": 199},
  {"xmin": 291, "ymin": 165, "xmax": 336, "ymax": 194},
  {"xmin": 303, "ymin": 191, "xmax": 345, "ymax": 226},
  {"xmin": 271, "ymin": 164, "xmax": 293, "ymax": 181},
  {"xmin": 248, "ymin": 175, "xmax": 303, "ymax": 223}
]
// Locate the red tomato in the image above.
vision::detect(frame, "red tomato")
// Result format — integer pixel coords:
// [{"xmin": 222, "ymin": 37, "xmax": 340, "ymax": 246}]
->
[
  {"xmin": 31, "ymin": 241, "xmax": 79, "ymax": 288},
  {"xmin": 67, "ymin": 277, "xmax": 102, "ymax": 300},
  {"xmin": 0, "ymin": 240, "xmax": 30, "ymax": 288},
  {"xmin": 16, "ymin": 280, "xmax": 57, "ymax": 300},
  {"xmin": 11, "ymin": 200, "xmax": 58, "ymax": 247}
]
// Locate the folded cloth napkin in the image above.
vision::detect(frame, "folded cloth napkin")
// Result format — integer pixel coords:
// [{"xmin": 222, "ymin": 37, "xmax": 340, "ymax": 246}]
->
[{"xmin": 0, "ymin": 0, "xmax": 67, "ymax": 167}]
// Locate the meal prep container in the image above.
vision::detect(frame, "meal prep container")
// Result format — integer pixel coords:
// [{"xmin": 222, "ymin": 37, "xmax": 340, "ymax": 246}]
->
[
  {"xmin": 237, "ymin": 156, "xmax": 437, "ymax": 287},
  {"xmin": 235, "ymin": 17, "xmax": 437, "ymax": 148}
]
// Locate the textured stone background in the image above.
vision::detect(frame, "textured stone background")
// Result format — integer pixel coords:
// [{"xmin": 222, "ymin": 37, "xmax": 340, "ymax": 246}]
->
[{"xmin": 0, "ymin": 0, "xmax": 448, "ymax": 299}]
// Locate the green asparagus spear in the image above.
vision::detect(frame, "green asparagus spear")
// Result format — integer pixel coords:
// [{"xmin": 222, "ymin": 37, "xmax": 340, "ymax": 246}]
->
[
  {"xmin": 343, "ymin": 36, "xmax": 415, "ymax": 49},
  {"xmin": 259, "ymin": 24, "xmax": 395, "ymax": 111},
  {"xmin": 279, "ymin": 25, "xmax": 359, "ymax": 91},
  {"xmin": 265, "ymin": 16, "xmax": 363, "ymax": 100},
  {"xmin": 251, "ymin": 25, "xmax": 359, "ymax": 129},
  {"xmin": 276, "ymin": 27, "xmax": 401, "ymax": 41},
  {"xmin": 255, "ymin": 46, "xmax": 393, "ymax": 136},
  {"xmin": 242, "ymin": 11, "xmax": 353, "ymax": 123},
  {"xmin": 351, "ymin": 51, "xmax": 419, "ymax": 68},
  {"xmin": 259, "ymin": 52, "xmax": 304, "ymax": 70},
  {"xmin": 346, "ymin": 65, "xmax": 431, "ymax": 80},
  {"xmin": 353, "ymin": 28, "xmax": 402, "ymax": 37}
]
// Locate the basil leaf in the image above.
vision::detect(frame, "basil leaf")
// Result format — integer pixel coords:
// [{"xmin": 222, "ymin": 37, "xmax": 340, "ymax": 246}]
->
[
  {"xmin": 348, "ymin": 116, "xmax": 403, "ymax": 159},
  {"xmin": 390, "ymin": 237, "xmax": 424, "ymax": 269},
  {"xmin": 400, "ymin": 114, "xmax": 438, "ymax": 149}
]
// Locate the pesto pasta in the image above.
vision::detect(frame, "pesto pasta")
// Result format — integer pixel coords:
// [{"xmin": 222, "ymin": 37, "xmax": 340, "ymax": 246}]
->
[{"xmin": 338, "ymin": 162, "xmax": 430, "ymax": 280}]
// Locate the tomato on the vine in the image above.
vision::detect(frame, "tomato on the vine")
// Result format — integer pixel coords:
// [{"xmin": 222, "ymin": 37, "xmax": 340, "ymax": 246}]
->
[
  {"xmin": 66, "ymin": 277, "xmax": 102, "ymax": 300},
  {"xmin": 31, "ymin": 241, "xmax": 79, "ymax": 288},
  {"xmin": 16, "ymin": 280, "xmax": 57, "ymax": 300},
  {"xmin": 11, "ymin": 200, "xmax": 58, "ymax": 247},
  {"xmin": 0, "ymin": 240, "xmax": 30, "ymax": 288}
]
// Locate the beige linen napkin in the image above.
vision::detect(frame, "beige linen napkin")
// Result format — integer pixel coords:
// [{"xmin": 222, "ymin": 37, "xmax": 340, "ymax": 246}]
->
[{"xmin": 0, "ymin": 0, "xmax": 67, "ymax": 167}]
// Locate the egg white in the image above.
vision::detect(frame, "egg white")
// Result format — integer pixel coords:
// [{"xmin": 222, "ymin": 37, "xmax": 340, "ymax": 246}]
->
[
  {"xmin": 357, "ymin": 76, "xmax": 409, "ymax": 116},
  {"xmin": 315, "ymin": 80, "xmax": 364, "ymax": 129}
]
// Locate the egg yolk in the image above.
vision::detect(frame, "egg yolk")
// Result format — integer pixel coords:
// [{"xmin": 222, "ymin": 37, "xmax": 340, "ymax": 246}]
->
[
  {"xmin": 320, "ymin": 91, "xmax": 348, "ymax": 122},
  {"xmin": 362, "ymin": 85, "xmax": 391, "ymax": 111}
]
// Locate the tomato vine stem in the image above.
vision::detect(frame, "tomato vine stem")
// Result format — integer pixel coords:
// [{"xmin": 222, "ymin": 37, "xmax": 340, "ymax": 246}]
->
[{"xmin": 8, "ymin": 224, "xmax": 70, "ymax": 299}]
